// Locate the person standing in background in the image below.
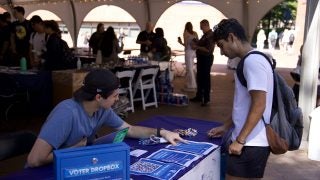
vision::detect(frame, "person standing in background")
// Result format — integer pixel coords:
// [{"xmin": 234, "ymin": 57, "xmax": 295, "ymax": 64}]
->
[
  {"xmin": 100, "ymin": 26, "xmax": 123, "ymax": 68},
  {"xmin": 152, "ymin": 27, "xmax": 169, "ymax": 61},
  {"xmin": 0, "ymin": 14, "xmax": 11, "ymax": 66},
  {"xmin": 29, "ymin": 15, "xmax": 47, "ymax": 69},
  {"xmin": 178, "ymin": 22, "xmax": 198, "ymax": 92},
  {"xmin": 288, "ymin": 26, "xmax": 295, "ymax": 54},
  {"xmin": 190, "ymin": 19, "xmax": 215, "ymax": 107},
  {"xmin": 10, "ymin": 6, "xmax": 33, "ymax": 67},
  {"xmin": 3, "ymin": 12, "xmax": 11, "ymax": 24},
  {"xmin": 89, "ymin": 23, "xmax": 104, "ymax": 55},
  {"xmin": 268, "ymin": 28, "xmax": 278, "ymax": 51},
  {"xmin": 277, "ymin": 30, "xmax": 284, "ymax": 51},
  {"xmin": 256, "ymin": 28, "xmax": 266, "ymax": 50},
  {"xmin": 42, "ymin": 20, "xmax": 67, "ymax": 71},
  {"xmin": 281, "ymin": 29, "xmax": 290, "ymax": 53},
  {"xmin": 136, "ymin": 21, "xmax": 155, "ymax": 58}
]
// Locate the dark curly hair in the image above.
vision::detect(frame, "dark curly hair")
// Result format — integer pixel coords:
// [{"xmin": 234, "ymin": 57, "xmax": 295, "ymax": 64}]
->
[
  {"xmin": 155, "ymin": 27, "xmax": 164, "ymax": 38},
  {"xmin": 100, "ymin": 26, "xmax": 117, "ymax": 57},
  {"xmin": 212, "ymin": 18, "xmax": 247, "ymax": 43},
  {"xmin": 43, "ymin": 20, "xmax": 61, "ymax": 34},
  {"xmin": 14, "ymin": 6, "xmax": 25, "ymax": 15}
]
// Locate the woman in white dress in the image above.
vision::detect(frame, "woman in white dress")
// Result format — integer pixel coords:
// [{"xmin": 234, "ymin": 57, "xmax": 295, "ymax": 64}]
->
[{"xmin": 178, "ymin": 22, "xmax": 198, "ymax": 91}]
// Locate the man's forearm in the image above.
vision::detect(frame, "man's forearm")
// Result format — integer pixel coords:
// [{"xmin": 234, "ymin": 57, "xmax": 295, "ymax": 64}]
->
[
  {"xmin": 237, "ymin": 91, "xmax": 266, "ymax": 142},
  {"xmin": 195, "ymin": 46, "xmax": 209, "ymax": 53},
  {"xmin": 136, "ymin": 40, "xmax": 147, "ymax": 45},
  {"xmin": 224, "ymin": 116, "xmax": 234, "ymax": 130},
  {"xmin": 28, "ymin": 152, "xmax": 53, "ymax": 168},
  {"xmin": 127, "ymin": 126, "xmax": 157, "ymax": 139}
]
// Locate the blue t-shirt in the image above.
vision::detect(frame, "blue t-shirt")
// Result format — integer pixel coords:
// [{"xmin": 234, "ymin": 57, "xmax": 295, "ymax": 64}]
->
[{"xmin": 39, "ymin": 99, "xmax": 124, "ymax": 149}]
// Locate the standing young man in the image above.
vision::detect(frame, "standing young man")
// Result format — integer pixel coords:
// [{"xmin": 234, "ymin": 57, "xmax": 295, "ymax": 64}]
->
[
  {"xmin": 190, "ymin": 19, "xmax": 215, "ymax": 106},
  {"xmin": 10, "ymin": 6, "xmax": 32, "ymax": 66},
  {"xmin": 27, "ymin": 69, "xmax": 185, "ymax": 168},
  {"xmin": 208, "ymin": 18, "xmax": 273, "ymax": 179}
]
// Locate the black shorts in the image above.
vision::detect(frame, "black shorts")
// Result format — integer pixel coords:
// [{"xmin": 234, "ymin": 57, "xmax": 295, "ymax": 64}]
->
[{"xmin": 226, "ymin": 146, "xmax": 270, "ymax": 178}]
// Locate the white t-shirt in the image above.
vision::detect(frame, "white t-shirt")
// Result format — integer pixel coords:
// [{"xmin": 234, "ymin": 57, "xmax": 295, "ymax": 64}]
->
[
  {"xmin": 29, "ymin": 32, "xmax": 47, "ymax": 56},
  {"xmin": 232, "ymin": 52, "xmax": 274, "ymax": 146}
]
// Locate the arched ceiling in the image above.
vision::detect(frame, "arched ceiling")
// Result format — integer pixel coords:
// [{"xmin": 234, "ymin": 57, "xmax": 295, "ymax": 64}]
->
[{"xmin": 0, "ymin": 0, "xmax": 283, "ymax": 46}]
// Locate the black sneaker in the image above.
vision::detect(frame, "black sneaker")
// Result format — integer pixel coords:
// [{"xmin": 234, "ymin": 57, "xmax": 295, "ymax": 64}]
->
[{"xmin": 190, "ymin": 96, "xmax": 202, "ymax": 102}]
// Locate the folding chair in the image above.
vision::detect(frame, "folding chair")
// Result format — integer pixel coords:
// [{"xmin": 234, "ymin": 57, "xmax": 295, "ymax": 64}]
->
[
  {"xmin": 116, "ymin": 70, "xmax": 136, "ymax": 112},
  {"xmin": 133, "ymin": 67, "xmax": 159, "ymax": 110}
]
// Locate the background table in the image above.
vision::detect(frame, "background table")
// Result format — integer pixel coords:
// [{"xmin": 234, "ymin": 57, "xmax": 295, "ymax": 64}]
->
[
  {"xmin": 77, "ymin": 55, "xmax": 96, "ymax": 65},
  {"xmin": 0, "ymin": 69, "xmax": 52, "ymax": 115},
  {"xmin": 0, "ymin": 115, "xmax": 222, "ymax": 180}
]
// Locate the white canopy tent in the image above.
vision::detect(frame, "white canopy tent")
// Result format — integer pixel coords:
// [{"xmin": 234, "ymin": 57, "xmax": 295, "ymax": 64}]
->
[{"xmin": 0, "ymin": 0, "xmax": 283, "ymax": 47}]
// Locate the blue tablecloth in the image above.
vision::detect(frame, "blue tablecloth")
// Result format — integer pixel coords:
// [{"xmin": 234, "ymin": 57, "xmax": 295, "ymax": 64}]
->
[
  {"xmin": 128, "ymin": 115, "xmax": 222, "ymax": 180},
  {"xmin": 0, "ymin": 115, "xmax": 222, "ymax": 180}
]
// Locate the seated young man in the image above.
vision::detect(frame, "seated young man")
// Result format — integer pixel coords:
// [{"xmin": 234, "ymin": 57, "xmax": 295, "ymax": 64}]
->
[{"xmin": 27, "ymin": 69, "xmax": 184, "ymax": 168}]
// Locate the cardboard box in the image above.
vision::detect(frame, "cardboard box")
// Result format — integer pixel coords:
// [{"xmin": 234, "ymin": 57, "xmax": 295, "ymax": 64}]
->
[
  {"xmin": 54, "ymin": 142, "xmax": 130, "ymax": 180},
  {"xmin": 52, "ymin": 70, "xmax": 88, "ymax": 105}
]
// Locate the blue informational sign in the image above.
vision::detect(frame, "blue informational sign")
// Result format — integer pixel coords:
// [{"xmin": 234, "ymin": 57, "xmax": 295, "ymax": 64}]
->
[
  {"xmin": 147, "ymin": 149, "xmax": 200, "ymax": 167},
  {"xmin": 54, "ymin": 142, "xmax": 130, "ymax": 180}
]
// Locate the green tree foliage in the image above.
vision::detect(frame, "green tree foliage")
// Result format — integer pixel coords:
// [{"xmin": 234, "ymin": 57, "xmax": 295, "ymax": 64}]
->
[
  {"xmin": 261, "ymin": 0, "xmax": 297, "ymax": 29},
  {"xmin": 252, "ymin": 0, "xmax": 297, "ymax": 48}
]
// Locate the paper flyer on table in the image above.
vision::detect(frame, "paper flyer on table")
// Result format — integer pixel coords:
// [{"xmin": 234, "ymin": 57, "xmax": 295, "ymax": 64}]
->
[
  {"xmin": 166, "ymin": 140, "xmax": 218, "ymax": 155},
  {"xmin": 147, "ymin": 149, "xmax": 200, "ymax": 167},
  {"xmin": 130, "ymin": 158, "xmax": 184, "ymax": 180}
]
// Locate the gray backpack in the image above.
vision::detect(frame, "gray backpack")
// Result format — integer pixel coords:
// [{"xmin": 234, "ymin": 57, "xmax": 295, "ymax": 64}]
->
[{"xmin": 236, "ymin": 51, "xmax": 303, "ymax": 150}]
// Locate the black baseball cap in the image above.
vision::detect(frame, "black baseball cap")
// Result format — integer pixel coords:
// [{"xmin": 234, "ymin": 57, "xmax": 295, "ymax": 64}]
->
[{"xmin": 82, "ymin": 69, "xmax": 119, "ymax": 95}]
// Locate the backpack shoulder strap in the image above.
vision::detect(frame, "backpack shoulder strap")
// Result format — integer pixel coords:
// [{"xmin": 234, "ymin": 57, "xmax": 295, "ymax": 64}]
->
[
  {"xmin": 31, "ymin": 32, "xmax": 36, "ymax": 40},
  {"xmin": 236, "ymin": 51, "xmax": 275, "ymax": 88},
  {"xmin": 30, "ymin": 32, "xmax": 36, "ymax": 45},
  {"xmin": 44, "ymin": 33, "xmax": 49, "ymax": 42}
]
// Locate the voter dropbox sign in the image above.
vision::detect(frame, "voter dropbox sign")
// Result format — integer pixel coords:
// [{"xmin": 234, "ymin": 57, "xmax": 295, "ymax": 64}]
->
[{"xmin": 54, "ymin": 142, "xmax": 130, "ymax": 180}]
